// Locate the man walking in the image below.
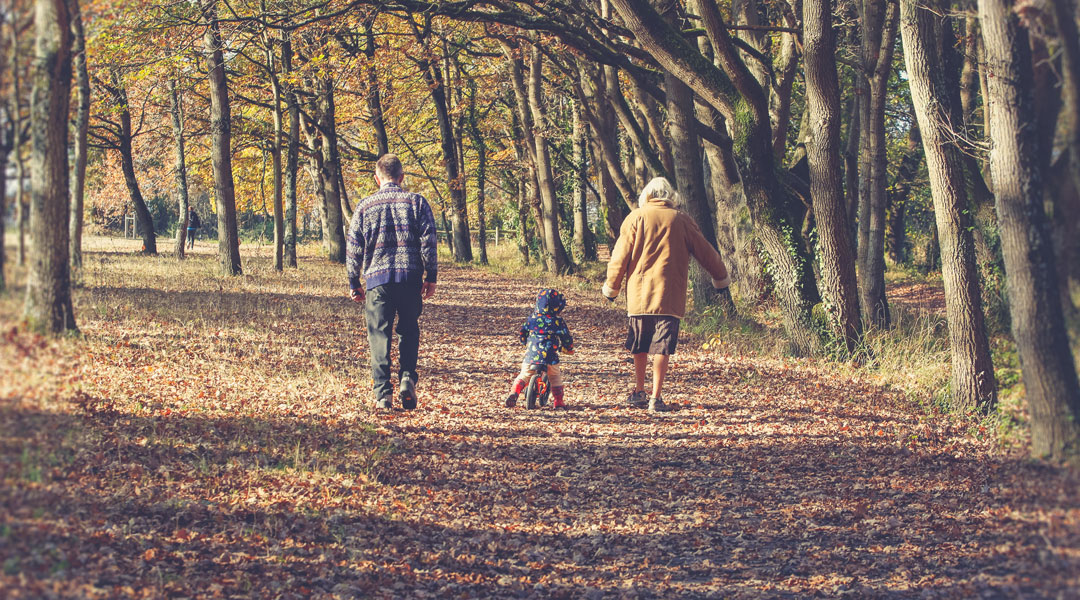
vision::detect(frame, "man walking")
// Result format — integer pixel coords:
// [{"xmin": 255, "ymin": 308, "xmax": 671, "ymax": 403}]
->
[
  {"xmin": 603, "ymin": 177, "xmax": 730, "ymax": 412},
  {"xmin": 347, "ymin": 154, "xmax": 438, "ymax": 410}
]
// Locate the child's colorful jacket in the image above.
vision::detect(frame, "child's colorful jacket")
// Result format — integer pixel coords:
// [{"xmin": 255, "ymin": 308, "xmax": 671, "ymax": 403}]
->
[{"xmin": 519, "ymin": 289, "xmax": 574, "ymax": 366}]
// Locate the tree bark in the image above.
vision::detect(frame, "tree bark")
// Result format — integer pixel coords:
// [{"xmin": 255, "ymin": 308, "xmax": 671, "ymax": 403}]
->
[
  {"xmin": 0, "ymin": 123, "xmax": 9, "ymax": 292},
  {"xmin": 467, "ymin": 80, "xmax": 488, "ymax": 265},
  {"xmin": 203, "ymin": 0, "xmax": 241, "ymax": 276},
  {"xmin": 886, "ymin": 121, "xmax": 922, "ymax": 264},
  {"xmin": 267, "ymin": 35, "xmax": 284, "ymax": 271},
  {"xmin": 108, "ymin": 78, "xmax": 156, "ymax": 255},
  {"xmin": 282, "ymin": 32, "xmax": 299, "ymax": 268},
  {"xmin": 170, "ymin": 81, "xmax": 190, "ymax": 259},
  {"xmin": 979, "ymin": 0, "xmax": 1080, "ymax": 461},
  {"xmin": 15, "ymin": 141, "xmax": 26, "ymax": 266},
  {"xmin": 1051, "ymin": 0, "xmax": 1080, "ymax": 319},
  {"xmin": 858, "ymin": 1, "xmax": 899, "ymax": 328},
  {"xmin": 843, "ymin": 94, "xmax": 861, "ymax": 245},
  {"xmin": 770, "ymin": 27, "xmax": 800, "ymax": 161},
  {"xmin": 630, "ymin": 78, "xmax": 674, "ymax": 177},
  {"xmin": 421, "ymin": 50, "xmax": 471, "ymax": 262},
  {"xmin": 316, "ymin": 77, "xmax": 345, "ymax": 263},
  {"xmin": 571, "ymin": 99, "xmax": 597, "ymax": 262},
  {"xmin": 25, "ymin": 0, "xmax": 76, "ymax": 334},
  {"xmin": 576, "ymin": 60, "xmax": 637, "ymax": 213},
  {"xmin": 804, "ymin": 0, "xmax": 862, "ymax": 352},
  {"xmin": 611, "ymin": 0, "xmax": 821, "ymax": 355},
  {"xmin": 517, "ymin": 179, "xmax": 533, "ymax": 264},
  {"xmin": 10, "ymin": 11, "xmax": 26, "ymax": 268},
  {"xmin": 364, "ymin": 20, "xmax": 389, "ymax": 156},
  {"xmin": 901, "ymin": 0, "xmax": 996, "ymax": 412},
  {"xmin": 68, "ymin": 0, "xmax": 88, "ymax": 270},
  {"xmin": 527, "ymin": 44, "xmax": 572, "ymax": 273},
  {"xmin": 665, "ymin": 68, "xmax": 723, "ymax": 312}
]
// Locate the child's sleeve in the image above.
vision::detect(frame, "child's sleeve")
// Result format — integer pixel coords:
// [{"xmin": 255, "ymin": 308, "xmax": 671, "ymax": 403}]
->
[
  {"xmin": 518, "ymin": 319, "xmax": 530, "ymax": 344},
  {"xmin": 557, "ymin": 318, "xmax": 574, "ymax": 352}
]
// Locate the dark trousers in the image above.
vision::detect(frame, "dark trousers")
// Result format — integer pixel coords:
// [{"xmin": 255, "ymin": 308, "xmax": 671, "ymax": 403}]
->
[
  {"xmin": 364, "ymin": 280, "xmax": 423, "ymax": 399},
  {"xmin": 186, "ymin": 228, "xmax": 196, "ymax": 248}
]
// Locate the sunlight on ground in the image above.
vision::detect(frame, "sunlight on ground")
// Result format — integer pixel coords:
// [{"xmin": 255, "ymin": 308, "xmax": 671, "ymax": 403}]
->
[{"xmin": 0, "ymin": 236, "xmax": 1077, "ymax": 598}]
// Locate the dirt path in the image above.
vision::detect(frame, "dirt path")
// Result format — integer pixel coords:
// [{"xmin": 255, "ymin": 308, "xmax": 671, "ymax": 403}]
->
[
  {"xmin": 1, "ymin": 254, "xmax": 1077, "ymax": 598},
  {"xmin": 356, "ymin": 265, "xmax": 1079, "ymax": 598}
]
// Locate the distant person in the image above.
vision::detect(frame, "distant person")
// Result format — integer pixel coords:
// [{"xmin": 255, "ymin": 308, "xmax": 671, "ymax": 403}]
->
[
  {"xmin": 504, "ymin": 288, "xmax": 575, "ymax": 409},
  {"xmin": 186, "ymin": 208, "xmax": 201, "ymax": 249},
  {"xmin": 602, "ymin": 177, "xmax": 730, "ymax": 412},
  {"xmin": 347, "ymin": 154, "xmax": 438, "ymax": 410}
]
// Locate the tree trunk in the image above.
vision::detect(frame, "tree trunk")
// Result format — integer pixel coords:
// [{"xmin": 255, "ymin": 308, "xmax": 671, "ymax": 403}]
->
[
  {"xmin": 111, "ymin": 80, "xmax": 156, "ymax": 255},
  {"xmin": 203, "ymin": 0, "xmax": 241, "ymax": 276},
  {"xmin": 630, "ymin": 79, "xmax": 674, "ymax": 177},
  {"xmin": 0, "ymin": 122, "xmax": 7, "ymax": 291},
  {"xmin": 841, "ymin": 98, "xmax": 860, "ymax": 257},
  {"xmin": 699, "ymin": 104, "xmax": 763, "ymax": 304},
  {"xmin": 887, "ymin": 121, "xmax": 922, "ymax": 265},
  {"xmin": 665, "ymin": 69, "xmax": 722, "ymax": 312},
  {"xmin": 804, "ymin": 0, "xmax": 862, "ymax": 352},
  {"xmin": 364, "ymin": 21, "xmax": 389, "ymax": 156},
  {"xmin": 858, "ymin": 1, "xmax": 899, "ymax": 328},
  {"xmin": 15, "ymin": 144, "xmax": 26, "ymax": 266},
  {"xmin": 1051, "ymin": 0, "xmax": 1080, "ymax": 320},
  {"xmin": 571, "ymin": 99, "xmax": 597, "ymax": 262},
  {"xmin": 25, "ymin": 0, "xmax": 76, "ymax": 334},
  {"xmin": 170, "ymin": 81, "xmax": 190, "ymax": 259},
  {"xmin": 901, "ymin": 0, "xmax": 996, "ymax": 412},
  {"xmin": 604, "ymin": 64, "xmax": 667, "ymax": 181},
  {"xmin": 467, "ymin": 81, "xmax": 488, "ymax": 265},
  {"xmin": 979, "ymin": 0, "xmax": 1080, "ymax": 461},
  {"xmin": 317, "ymin": 77, "xmax": 345, "ymax": 263},
  {"xmin": 10, "ymin": 11, "xmax": 26, "ymax": 268},
  {"xmin": 68, "ymin": 0, "xmax": 88, "ymax": 270},
  {"xmin": 303, "ymin": 129, "xmax": 330, "ymax": 255},
  {"xmin": 282, "ymin": 32, "xmax": 298, "ymax": 268},
  {"xmin": 771, "ymin": 30, "xmax": 800, "ymax": 161},
  {"xmin": 611, "ymin": 0, "xmax": 821, "ymax": 354},
  {"xmin": 423, "ymin": 55, "xmax": 471, "ymax": 262},
  {"xmin": 527, "ymin": 44, "xmax": 572, "ymax": 273},
  {"xmin": 517, "ymin": 180, "xmax": 532, "ymax": 264},
  {"xmin": 267, "ymin": 36, "xmax": 284, "ymax": 271},
  {"xmin": 576, "ymin": 61, "xmax": 637, "ymax": 213}
]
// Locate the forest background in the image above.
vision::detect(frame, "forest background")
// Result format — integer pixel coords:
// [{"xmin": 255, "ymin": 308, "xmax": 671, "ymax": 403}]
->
[
  {"xmin": 5, "ymin": 0, "xmax": 1080, "ymax": 460},
  {"xmin": 2, "ymin": 0, "xmax": 1080, "ymax": 595}
]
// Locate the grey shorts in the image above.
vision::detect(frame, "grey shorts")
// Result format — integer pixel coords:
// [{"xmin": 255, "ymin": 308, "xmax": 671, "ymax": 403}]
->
[{"xmin": 625, "ymin": 315, "xmax": 680, "ymax": 355}]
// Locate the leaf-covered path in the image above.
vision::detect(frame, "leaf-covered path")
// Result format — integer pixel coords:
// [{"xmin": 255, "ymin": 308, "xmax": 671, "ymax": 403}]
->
[{"xmin": 2, "ymin": 243, "xmax": 1078, "ymax": 598}]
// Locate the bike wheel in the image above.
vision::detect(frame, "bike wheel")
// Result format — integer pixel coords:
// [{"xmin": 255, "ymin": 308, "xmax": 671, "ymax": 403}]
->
[
  {"xmin": 538, "ymin": 373, "xmax": 550, "ymax": 407},
  {"xmin": 524, "ymin": 373, "xmax": 539, "ymax": 409}
]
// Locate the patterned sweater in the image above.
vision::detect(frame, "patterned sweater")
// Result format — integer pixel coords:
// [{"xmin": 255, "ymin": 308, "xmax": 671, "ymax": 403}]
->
[{"xmin": 346, "ymin": 182, "xmax": 438, "ymax": 290}]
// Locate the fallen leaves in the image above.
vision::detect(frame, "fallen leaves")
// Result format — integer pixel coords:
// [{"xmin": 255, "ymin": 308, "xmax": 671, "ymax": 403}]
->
[{"xmin": 0, "ymin": 243, "xmax": 1077, "ymax": 598}]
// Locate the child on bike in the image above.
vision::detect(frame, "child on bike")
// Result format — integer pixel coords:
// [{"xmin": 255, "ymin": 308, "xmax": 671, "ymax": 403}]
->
[{"xmin": 505, "ymin": 288, "xmax": 574, "ymax": 409}]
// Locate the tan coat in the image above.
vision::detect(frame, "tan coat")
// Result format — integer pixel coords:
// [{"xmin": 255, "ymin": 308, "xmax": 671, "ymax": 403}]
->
[{"xmin": 603, "ymin": 198, "xmax": 730, "ymax": 318}]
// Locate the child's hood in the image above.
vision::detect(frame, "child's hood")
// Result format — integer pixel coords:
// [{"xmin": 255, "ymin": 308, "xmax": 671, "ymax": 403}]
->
[{"xmin": 534, "ymin": 288, "xmax": 566, "ymax": 316}]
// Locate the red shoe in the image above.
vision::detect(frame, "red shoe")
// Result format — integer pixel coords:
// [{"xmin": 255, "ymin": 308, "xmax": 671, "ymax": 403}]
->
[{"xmin": 553, "ymin": 398, "xmax": 565, "ymax": 409}]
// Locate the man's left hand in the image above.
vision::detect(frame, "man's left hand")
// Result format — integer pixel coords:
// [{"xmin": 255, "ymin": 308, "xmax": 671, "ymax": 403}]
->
[
  {"xmin": 349, "ymin": 288, "xmax": 365, "ymax": 303},
  {"xmin": 422, "ymin": 281, "xmax": 437, "ymax": 300}
]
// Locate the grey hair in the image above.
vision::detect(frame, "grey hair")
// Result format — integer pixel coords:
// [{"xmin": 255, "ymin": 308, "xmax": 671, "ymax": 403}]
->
[{"xmin": 637, "ymin": 177, "xmax": 680, "ymax": 208}]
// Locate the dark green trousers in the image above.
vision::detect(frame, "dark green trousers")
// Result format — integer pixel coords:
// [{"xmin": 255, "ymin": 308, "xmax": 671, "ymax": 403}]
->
[{"xmin": 364, "ymin": 280, "xmax": 423, "ymax": 400}]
